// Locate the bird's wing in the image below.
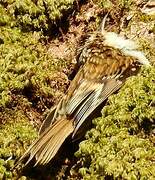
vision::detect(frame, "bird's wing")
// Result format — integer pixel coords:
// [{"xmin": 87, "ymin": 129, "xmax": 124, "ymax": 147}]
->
[
  {"xmin": 72, "ymin": 78, "xmax": 122, "ymax": 137},
  {"xmin": 65, "ymin": 49, "xmax": 136, "ymax": 138}
]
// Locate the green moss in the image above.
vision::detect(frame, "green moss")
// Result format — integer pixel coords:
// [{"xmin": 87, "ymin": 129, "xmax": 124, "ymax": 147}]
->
[
  {"xmin": 118, "ymin": 0, "xmax": 134, "ymax": 8},
  {"xmin": 0, "ymin": 26, "xmax": 68, "ymax": 108},
  {"xmin": 0, "ymin": 0, "xmax": 76, "ymax": 109},
  {"xmin": 0, "ymin": 109, "xmax": 37, "ymax": 179},
  {"xmin": 94, "ymin": 0, "xmax": 135, "ymax": 11},
  {"xmin": 0, "ymin": 0, "xmax": 75, "ymax": 32},
  {"xmin": 96, "ymin": 0, "xmax": 113, "ymax": 9},
  {"xmin": 138, "ymin": 38, "xmax": 155, "ymax": 65},
  {"xmin": 0, "ymin": 4, "xmax": 13, "ymax": 26},
  {"xmin": 76, "ymin": 67, "xmax": 155, "ymax": 179}
]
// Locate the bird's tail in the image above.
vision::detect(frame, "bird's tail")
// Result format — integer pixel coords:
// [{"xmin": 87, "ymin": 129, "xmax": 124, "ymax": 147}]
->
[{"xmin": 15, "ymin": 118, "xmax": 74, "ymax": 167}]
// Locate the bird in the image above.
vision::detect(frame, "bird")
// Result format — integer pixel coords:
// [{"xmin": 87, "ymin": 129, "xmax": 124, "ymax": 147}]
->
[{"xmin": 15, "ymin": 15, "xmax": 150, "ymax": 167}]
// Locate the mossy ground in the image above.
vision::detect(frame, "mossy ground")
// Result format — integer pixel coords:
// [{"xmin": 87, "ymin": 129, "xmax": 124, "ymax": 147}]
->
[
  {"xmin": 0, "ymin": 0, "xmax": 75, "ymax": 179},
  {"xmin": 0, "ymin": 109, "xmax": 37, "ymax": 179},
  {"xmin": 0, "ymin": 0, "xmax": 155, "ymax": 179}
]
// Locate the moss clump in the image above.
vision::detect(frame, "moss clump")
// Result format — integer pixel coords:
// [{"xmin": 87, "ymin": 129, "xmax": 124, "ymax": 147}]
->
[
  {"xmin": 75, "ymin": 66, "xmax": 155, "ymax": 180},
  {"xmin": 0, "ymin": 109, "xmax": 37, "ymax": 179},
  {"xmin": 0, "ymin": 26, "xmax": 69, "ymax": 109},
  {"xmin": 0, "ymin": 0, "xmax": 75, "ymax": 32},
  {"xmin": 93, "ymin": 0, "xmax": 135, "ymax": 11}
]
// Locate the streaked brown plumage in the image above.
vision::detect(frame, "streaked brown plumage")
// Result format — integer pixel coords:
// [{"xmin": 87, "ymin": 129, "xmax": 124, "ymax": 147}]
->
[{"xmin": 15, "ymin": 19, "xmax": 150, "ymax": 167}]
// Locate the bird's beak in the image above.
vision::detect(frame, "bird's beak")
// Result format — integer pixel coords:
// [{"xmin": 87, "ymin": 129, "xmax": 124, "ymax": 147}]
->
[{"xmin": 101, "ymin": 12, "xmax": 109, "ymax": 34}]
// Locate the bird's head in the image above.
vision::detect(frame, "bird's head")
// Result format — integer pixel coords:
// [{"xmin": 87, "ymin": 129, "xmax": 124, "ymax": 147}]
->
[{"xmin": 86, "ymin": 14, "xmax": 151, "ymax": 66}]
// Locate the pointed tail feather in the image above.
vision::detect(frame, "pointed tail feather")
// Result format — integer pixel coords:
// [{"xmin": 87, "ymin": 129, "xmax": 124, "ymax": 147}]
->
[
  {"xmin": 39, "ymin": 98, "xmax": 64, "ymax": 135},
  {"xmin": 39, "ymin": 106, "xmax": 56, "ymax": 135},
  {"xmin": 15, "ymin": 118, "xmax": 74, "ymax": 167}
]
